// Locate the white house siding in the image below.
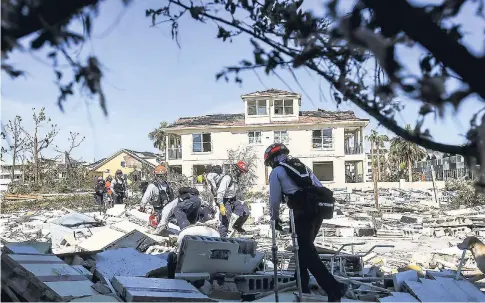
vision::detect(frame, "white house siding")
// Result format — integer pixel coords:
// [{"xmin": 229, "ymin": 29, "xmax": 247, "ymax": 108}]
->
[{"xmin": 167, "ymin": 123, "xmax": 367, "ymax": 188}]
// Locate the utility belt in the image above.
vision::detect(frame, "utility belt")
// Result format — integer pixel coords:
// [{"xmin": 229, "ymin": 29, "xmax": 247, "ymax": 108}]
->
[{"xmin": 286, "ymin": 186, "xmax": 334, "ymax": 219}]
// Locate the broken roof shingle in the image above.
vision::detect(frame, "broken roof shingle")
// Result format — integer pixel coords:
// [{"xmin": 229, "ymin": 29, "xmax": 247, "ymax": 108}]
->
[
  {"xmin": 241, "ymin": 88, "xmax": 300, "ymax": 97},
  {"xmin": 166, "ymin": 109, "xmax": 367, "ymax": 129}
]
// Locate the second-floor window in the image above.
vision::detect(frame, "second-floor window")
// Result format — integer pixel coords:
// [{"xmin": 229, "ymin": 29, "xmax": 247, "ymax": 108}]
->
[
  {"xmin": 248, "ymin": 131, "xmax": 262, "ymax": 145},
  {"xmin": 274, "ymin": 99, "xmax": 293, "ymax": 115},
  {"xmin": 247, "ymin": 100, "xmax": 267, "ymax": 116},
  {"xmin": 312, "ymin": 129, "xmax": 333, "ymax": 149},
  {"xmin": 193, "ymin": 133, "xmax": 212, "ymax": 153},
  {"xmin": 274, "ymin": 130, "xmax": 289, "ymax": 143}
]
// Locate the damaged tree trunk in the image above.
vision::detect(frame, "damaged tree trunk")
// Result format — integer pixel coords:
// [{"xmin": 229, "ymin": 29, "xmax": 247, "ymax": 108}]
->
[{"xmin": 371, "ymin": 141, "xmax": 379, "ymax": 210}]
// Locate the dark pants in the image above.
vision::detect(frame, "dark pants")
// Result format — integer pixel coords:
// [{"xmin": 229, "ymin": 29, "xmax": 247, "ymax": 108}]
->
[
  {"xmin": 114, "ymin": 193, "xmax": 124, "ymax": 204},
  {"xmin": 292, "ymin": 205, "xmax": 341, "ymax": 297},
  {"xmin": 218, "ymin": 198, "xmax": 250, "ymax": 237},
  {"xmin": 173, "ymin": 198, "xmax": 201, "ymax": 230},
  {"xmin": 95, "ymin": 194, "xmax": 103, "ymax": 204}
]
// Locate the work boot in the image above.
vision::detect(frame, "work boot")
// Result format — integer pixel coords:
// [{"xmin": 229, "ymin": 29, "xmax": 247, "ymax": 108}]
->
[
  {"xmin": 327, "ymin": 282, "xmax": 349, "ymax": 302},
  {"xmin": 232, "ymin": 225, "xmax": 246, "ymax": 233}
]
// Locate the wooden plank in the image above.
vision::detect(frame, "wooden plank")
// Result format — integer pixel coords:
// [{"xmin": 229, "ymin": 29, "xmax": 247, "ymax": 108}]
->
[
  {"xmin": 378, "ymin": 292, "xmax": 418, "ymax": 302},
  {"xmin": 432, "ymin": 277, "xmax": 476, "ymax": 302},
  {"xmin": 403, "ymin": 280, "xmax": 455, "ymax": 302}
]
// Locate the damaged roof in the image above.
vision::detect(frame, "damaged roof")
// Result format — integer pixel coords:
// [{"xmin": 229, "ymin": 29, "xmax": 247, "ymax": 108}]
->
[
  {"xmin": 89, "ymin": 149, "xmax": 161, "ymax": 171},
  {"xmin": 166, "ymin": 109, "xmax": 367, "ymax": 129},
  {"xmin": 241, "ymin": 88, "xmax": 300, "ymax": 98}
]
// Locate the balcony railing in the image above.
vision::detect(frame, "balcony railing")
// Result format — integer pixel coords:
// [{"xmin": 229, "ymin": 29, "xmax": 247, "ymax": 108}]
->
[
  {"xmin": 168, "ymin": 148, "xmax": 182, "ymax": 160},
  {"xmin": 344, "ymin": 145, "xmax": 363, "ymax": 155}
]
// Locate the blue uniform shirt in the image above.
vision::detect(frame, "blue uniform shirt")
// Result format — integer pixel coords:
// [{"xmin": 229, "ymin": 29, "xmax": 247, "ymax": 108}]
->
[{"xmin": 268, "ymin": 156, "xmax": 323, "ymax": 220}]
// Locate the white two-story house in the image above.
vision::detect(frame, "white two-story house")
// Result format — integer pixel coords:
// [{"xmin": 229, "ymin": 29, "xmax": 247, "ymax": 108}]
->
[{"xmin": 164, "ymin": 89, "xmax": 369, "ymax": 188}]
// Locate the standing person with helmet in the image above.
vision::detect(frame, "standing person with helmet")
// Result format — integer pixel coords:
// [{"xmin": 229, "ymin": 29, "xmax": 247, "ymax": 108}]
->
[
  {"xmin": 264, "ymin": 143, "xmax": 348, "ymax": 302},
  {"xmin": 111, "ymin": 170, "xmax": 127, "ymax": 204},
  {"xmin": 139, "ymin": 165, "xmax": 175, "ymax": 222},
  {"xmin": 216, "ymin": 161, "xmax": 251, "ymax": 237}
]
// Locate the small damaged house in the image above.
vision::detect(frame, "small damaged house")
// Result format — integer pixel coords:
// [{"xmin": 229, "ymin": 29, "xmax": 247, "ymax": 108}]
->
[
  {"xmin": 89, "ymin": 149, "xmax": 163, "ymax": 181},
  {"xmin": 163, "ymin": 89, "xmax": 370, "ymax": 188}
]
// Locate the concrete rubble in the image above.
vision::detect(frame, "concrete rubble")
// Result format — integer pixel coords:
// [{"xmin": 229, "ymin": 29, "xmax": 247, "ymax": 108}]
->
[{"xmin": 1, "ymin": 187, "xmax": 485, "ymax": 302}]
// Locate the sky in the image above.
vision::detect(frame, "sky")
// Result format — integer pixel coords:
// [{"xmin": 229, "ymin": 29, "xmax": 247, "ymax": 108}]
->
[{"xmin": 1, "ymin": 0, "xmax": 483, "ymax": 163}]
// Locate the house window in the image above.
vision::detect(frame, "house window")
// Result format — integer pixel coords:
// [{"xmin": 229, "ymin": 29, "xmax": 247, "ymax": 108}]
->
[
  {"xmin": 247, "ymin": 100, "xmax": 267, "ymax": 116},
  {"xmin": 312, "ymin": 129, "xmax": 333, "ymax": 149},
  {"xmin": 313, "ymin": 162, "xmax": 334, "ymax": 181},
  {"xmin": 274, "ymin": 99, "xmax": 293, "ymax": 115},
  {"xmin": 274, "ymin": 130, "xmax": 289, "ymax": 144},
  {"xmin": 192, "ymin": 133, "xmax": 212, "ymax": 153},
  {"xmin": 248, "ymin": 131, "xmax": 262, "ymax": 145},
  {"xmin": 120, "ymin": 161, "xmax": 126, "ymax": 168}
]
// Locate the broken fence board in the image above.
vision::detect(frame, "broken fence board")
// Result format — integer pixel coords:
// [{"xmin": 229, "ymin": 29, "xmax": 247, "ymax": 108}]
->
[
  {"xmin": 378, "ymin": 292, "xmax": 418, "ymax": 302},
  {"xmin": 403, "ymin": 280, "xmax": 456, "ymax": 302},
  {"xmin": 111, "ymin": 276, "xmax": 216, "ymax": 302}
]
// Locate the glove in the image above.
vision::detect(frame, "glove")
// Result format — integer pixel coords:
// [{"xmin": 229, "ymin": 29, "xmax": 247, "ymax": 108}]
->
[
  {"xmin": 275, "ymin": 218, "xmax": 283, "ymax": 231},
  {"xmin": 219, "ymin": 204, "xmax": 227, "ymax": 216}
]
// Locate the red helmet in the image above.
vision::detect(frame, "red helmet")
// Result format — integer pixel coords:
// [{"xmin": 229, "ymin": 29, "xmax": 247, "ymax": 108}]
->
[
  {"xmin": 236, "ymin": 161, "xmax": 249, "ymax": 173},
  {"xmin": 154, "ymin": 165, "xmax": 167, "ymax": 175},
  {"xmin": 264, "ymin": 143, "xmax": 289, "ymax": 166}
]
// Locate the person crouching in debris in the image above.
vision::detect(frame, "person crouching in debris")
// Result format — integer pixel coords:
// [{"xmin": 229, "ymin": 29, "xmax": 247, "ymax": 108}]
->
[
  {"xmin": 94, "ymin": 176, "xmax": 106, "ymax": 205},
  {"xmin": 264, "ymin": 143, "xmax": 348, "ymax": 302},
  {"xmin": 139, "ymin": 165, "xmax": 174, "ymax": 223},
  {"xmin": 149, "ymin": 187, "xmax": 202, "ymax": 235},
  {"xmin": 111, "ymin": 169, "xmax": 127, "ymax": 204},
  {"xmin": 217, "ymin": 160, "xmax": 251, "ymax": 237}
]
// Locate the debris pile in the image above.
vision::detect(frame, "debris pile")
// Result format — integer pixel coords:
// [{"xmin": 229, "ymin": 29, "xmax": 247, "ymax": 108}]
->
[{"xmin": 1, "ymin": 187, "xmax": 485, "ymax": 302}]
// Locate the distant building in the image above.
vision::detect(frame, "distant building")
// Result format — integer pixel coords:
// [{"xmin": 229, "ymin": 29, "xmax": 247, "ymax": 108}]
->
[
  {"xmin": 415, "ymin": 152, "xmax": 476, "ymax": 181},
  {"xmin": 0, "ymin": 161, "xmax": 23, "ymax": 191},
  {"xmin": 88, "ymin": 149, "xmax": 163, "ymax": 181},
  {"xmin": 163, "ymin": 89, "xmax": 370, "ymax": 187}
]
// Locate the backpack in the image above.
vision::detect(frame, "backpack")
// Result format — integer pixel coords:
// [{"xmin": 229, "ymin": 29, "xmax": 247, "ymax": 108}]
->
[
  {"xmin": 207, "ymin": 173, "xmax": 227, "ymax": 196},
  {"xmin": 152, "ymin": 180, "xmax": 172, "ymax": 208},
  {"xmin": 277, "ymin": 157, "xmax": 334, "ymax": 219},
  {"xmin": 113, "ymin": 179, "xmax": 125, "ymax": 194},
  {"xmin": 95, "ymin": 182, "xmax": 105, "ymax": 195}
]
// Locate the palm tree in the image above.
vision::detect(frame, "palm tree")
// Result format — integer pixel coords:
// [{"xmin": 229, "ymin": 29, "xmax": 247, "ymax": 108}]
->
[
  {"xmin": 148, "ymin": 121, "xmax": 168, "ymax": 151},
  {"xmin": 376, "ymin": 134, "xmax": 389, "ymax": 181},
  {"xmin": 389, "ymin": 124, "xmax": 427, "ymax": 182}
]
